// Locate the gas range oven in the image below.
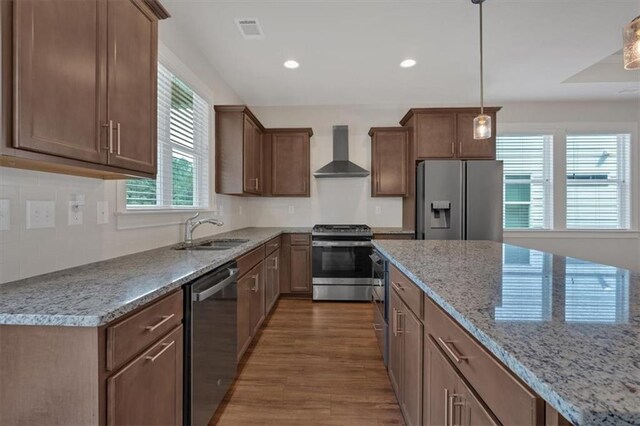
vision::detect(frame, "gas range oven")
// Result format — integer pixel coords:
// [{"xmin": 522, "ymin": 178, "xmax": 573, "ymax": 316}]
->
[{"xmin": 311, "ymin": 224, "xmax": 374, "ymax": 301}]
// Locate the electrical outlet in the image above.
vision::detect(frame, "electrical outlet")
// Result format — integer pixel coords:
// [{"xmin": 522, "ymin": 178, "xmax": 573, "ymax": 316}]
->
[
  {"xmin": 26, "ymin": 200, "xmax": 55, "ymax": 229},
  {"xmin": 288, "ymin": 206, "xmax": 295, "ymax": 214},
  {"xmin": 239, "ymin": 205, "xmax": 243, "ymax": 215},
  {"xmin": 0, "ymin": 199, "xmax": 10, "ymax": 231},
  {"xmin": 97, "ymin": 201, "xmax": 109, "ymax": 225},
  {"xmin": 375, "ymin": 206, "xmax": 382, "ymax": 215},
  {"xmin": 68, "ymin": 201, "xmax": 83, "ymax": 225}
]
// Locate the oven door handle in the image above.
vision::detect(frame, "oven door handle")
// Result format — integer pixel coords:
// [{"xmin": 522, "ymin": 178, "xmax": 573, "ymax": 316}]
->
[{"xmin": 312, "ymin": 241, "xmax": 372, "ymax": 247}]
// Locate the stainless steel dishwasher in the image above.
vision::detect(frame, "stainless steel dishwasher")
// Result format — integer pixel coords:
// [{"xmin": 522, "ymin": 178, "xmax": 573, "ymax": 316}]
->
[{"xmin": 184, "ymin": 261, "xmax": 238, "ymax": 426}]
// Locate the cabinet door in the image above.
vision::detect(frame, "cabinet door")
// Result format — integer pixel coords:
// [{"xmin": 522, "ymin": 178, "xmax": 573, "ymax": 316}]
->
[
  {"xmin": 388, "ymin": 289, "xmax": 403, "ymax": 400},
  {"xmin": 424, "ymin": 336, "xmax": 458, "ymax": 426},
  {"xmin": 237, "ymin": 273, "xmax": 252, "ymax": 360},
  {"xmin": 456, "ymin": 112, "xmax": 496, "ymax": 159},
  {"xmin": 107, "ymin": 325, "xmax": 183, "ymax": 426},
  {"xmin": 253, "ymin": 126, "xmax": 264, "ymax": 195},
  {"xmin": 271, "ymin": 132, "xmax": 310, "ymax": 196},
  {"xmin": 401, "ymin": 309, "xmax": 423, "ymax": 426},
  {"xmin": 243, "ymin": 116, "xmax": 261, "ymax": 194},
  {"xmin": 290, "ymin": 245, "xmax": 311, "ymax": 293},
  {"xmin": 265, "ymin": 250, "xmax": 280, "ymax": 314},
  {"xmin": 459, "ymin": 378, "xmax": 500, "ymax": 426},
  {"xmin": 249, "ymin": 262, "xmax": 265, "ymax": 336},
  {"xmin": 415, "ymin": 113, "xmax": 456, "ymax": 159},
  {"xmin": 371, "ymin": 130, "xmax": 408, "ymax": 197},
  {"xmin": 13, "ymin": 0, "xmax": 107, "ymax": 164},
  {"xmin": 106, "ymin": 0, "xmax": 157, "ymax": 174}
]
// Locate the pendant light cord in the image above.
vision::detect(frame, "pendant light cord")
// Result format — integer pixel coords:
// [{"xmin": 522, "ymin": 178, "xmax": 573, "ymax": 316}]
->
[{"xmin": 479, "ymin": 1, "xmax": 484, "ymax": 115}]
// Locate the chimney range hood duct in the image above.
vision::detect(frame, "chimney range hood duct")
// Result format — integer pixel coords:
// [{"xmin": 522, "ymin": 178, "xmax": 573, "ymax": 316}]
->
[{"xmin": 313, "ymin": 125, "xmax": 370, "ymax": 178}]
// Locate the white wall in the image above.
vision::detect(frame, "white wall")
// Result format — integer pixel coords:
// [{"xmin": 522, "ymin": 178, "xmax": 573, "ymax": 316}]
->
[
  {"xmin": 0, "ymin": 18, "xmax": 248, "ymax": 284},
  {"xmin": 248, "ymin": 100, "xmax": 640, "ymax": 271}
]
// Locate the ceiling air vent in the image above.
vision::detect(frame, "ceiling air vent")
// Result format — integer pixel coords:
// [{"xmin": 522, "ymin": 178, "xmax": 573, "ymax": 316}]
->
[{"xmin": 235, "ymin": 18, "xmax": 265, "ymax": 40}]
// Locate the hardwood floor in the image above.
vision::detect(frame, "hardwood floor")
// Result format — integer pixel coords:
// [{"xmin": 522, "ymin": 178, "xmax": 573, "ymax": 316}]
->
[{"xmin": 211, "ymin": 299, "xmax": 405, "ymax": 425}]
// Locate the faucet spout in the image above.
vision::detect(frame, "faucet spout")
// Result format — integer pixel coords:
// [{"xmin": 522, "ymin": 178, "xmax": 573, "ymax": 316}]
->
[{"xmin": 184, "ymin": 214, "xmax": 224, "ymax": 245}]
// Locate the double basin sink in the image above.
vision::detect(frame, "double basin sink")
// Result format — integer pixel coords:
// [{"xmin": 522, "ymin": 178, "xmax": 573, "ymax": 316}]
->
[{"xmin": 174, "ymin": 238, "xmax": 250, "ymax": 251}]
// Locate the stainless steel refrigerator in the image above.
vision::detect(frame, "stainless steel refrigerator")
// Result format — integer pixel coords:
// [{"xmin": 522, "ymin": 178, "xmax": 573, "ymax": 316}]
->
[{"xmin": 416, "ymin": 160, "xmax": 503, "ymax": 241}]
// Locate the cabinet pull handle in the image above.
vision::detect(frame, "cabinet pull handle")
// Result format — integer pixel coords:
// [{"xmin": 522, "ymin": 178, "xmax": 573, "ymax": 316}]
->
[
  {"xmin": 438, "ymin": 337, "xmax": 468, "ymax": 363},
  {"xmin": 396, "ymin": 311, "xmax": 403, "ymax": 334},
  {"xmin": 102, "ymin": 120, "xmax": 113, "ymax": 153},
  {"xmin": 116, "ymin": 122, "xmax": 121, "ymax": 155},
  {"xmin": 391, "ymin": 281, "xmax": 404, "ymax": 292},
  {"xmin": 251, "ymin": 274, "xmax": 259, "ymax": 292},
  {"xmin": 372, "ymin": 323, "xmax": 383, "ymax": 332},
  {"xmin": 274, "ymin": 256, "xmax": 278, "ymax": 270},
  {"xmin": 145, "ymin": 340, "xmax": 174, "ymax": 363},
  {"xmin": 255, "ymin": 178, "xmax": 259, "ymax": 190},
  {"xmin": 145, "ymin": 314, "xmax": 175, "ymax": 332},
  {"xmin": 451, "ymin": 140, "xmax": 455, "ymax": 155}
]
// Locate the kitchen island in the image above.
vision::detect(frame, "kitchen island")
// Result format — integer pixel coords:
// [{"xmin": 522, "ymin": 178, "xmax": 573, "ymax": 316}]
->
[{"xmin": 373, "ymin": 239, "xmax": 639, "ymax": 426}]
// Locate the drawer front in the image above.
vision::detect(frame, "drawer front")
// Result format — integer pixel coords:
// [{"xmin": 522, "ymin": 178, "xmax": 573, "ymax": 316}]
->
[
  {"xmin": 237, "ymin": 244, "xmax": 266, "ymax": 277},
  {"xmin": 425, "ymin": 297, "xmax": 542, "ymax": 426},
  {"xmin": 289, "ymin": 233, "xmax": 310, "ymax": 246},
  {"xmin": 265, "ymin": 236, "xmax": 281, "ymax": 254},
  {"xmin": 106, "ymin": 290, "xmax": 183, "ymax": 371},
  {"xmin": 389, "ymin": 264, "xmax": 422, "ymax": 318}
]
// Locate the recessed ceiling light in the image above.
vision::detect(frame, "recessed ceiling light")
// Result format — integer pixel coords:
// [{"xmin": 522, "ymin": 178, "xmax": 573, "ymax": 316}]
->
[
  {"xmin": 400, "ymin": 59, "xmax": 417, "ymax": 68},
  {"xmin": 283, "ymin": 60, "xmax": 300, "ymax": 69}
]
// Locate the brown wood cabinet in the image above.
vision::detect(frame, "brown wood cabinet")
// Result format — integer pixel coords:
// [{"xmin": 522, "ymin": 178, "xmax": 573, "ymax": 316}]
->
[
  {"xmin": 369, "ymin": 127, "xmax": 409, "ymax": 197},
  {"xmin": 215, "ymin": 105, "xmax": 313, "ymax": 197},
  {"xmin": 1, "ymin": 0, "xmax": 168, "ymax": 179},
  {"xmin": 289, "ymin": 236, "xmax": 311, "ymax": 294},
  {"xmin": 264, "ymin": 129, "xmax": 312, "ymax": 196},
  {"xmin": 237, "ymin": 271, "xmax": 253, "ymax": 360},
  {"xmin": 413, "ymin": 113, "xmax": 456, "ymax": 159},
  {"xmin": 265, "ymin": 249, "xmax": 280, "ymax": 314},
  {"xmin": 389, "ymin": 285, "xmax": 423, "ymax": 426},
  {"xmin": 249, "ymin": 261, "xmax": 265, "ymax": 336},
  {"xmin": 107, "ymin": 325, "xmax": 183, "ymax": 426}
]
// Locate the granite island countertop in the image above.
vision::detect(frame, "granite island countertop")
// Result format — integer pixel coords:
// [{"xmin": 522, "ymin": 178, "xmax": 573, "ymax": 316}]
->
[
  {"xmin": 372, "ymin": 239, "xmax": 640, "ymax": 426},
  {"xmin": 0, "ymin": 227, "xmax": 310, "ymax": 327}
]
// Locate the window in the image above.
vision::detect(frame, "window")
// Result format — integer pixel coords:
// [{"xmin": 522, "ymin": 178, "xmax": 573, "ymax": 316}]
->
[
  {"xmin": 126, "ymin": 64, "xmax": 210, "ymax": 209},
  {"xmin": 497, "ymin": 135, "xmax": 553, "ymax": 229},
  {"xmin": 566, "ymin": 134, "xmax": 630, "ymax": 229}
]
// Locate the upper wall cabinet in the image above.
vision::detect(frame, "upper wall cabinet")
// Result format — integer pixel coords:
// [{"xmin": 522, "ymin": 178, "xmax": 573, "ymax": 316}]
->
[
  {"xmin": 215, "ymin": 105, "xmax": 313, "ymax": 197},
  {"xmin": 0, "ymin": 0, "xmax": 169, "ymax": 179},
  {"xmin": 399, "ymin": 107, "xmax": 501, "ymax": 161},
  {"xmin": 369, "ymin": 127, "xmax": 409, "ymax": 197}
]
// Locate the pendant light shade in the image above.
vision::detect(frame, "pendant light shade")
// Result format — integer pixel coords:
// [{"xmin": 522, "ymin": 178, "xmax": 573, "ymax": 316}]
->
[
  {"xmin": 623, "ymin": 15, "xmax": 640, "ymax": 70},
  {"xmin": 472, "ymin": 0, "xmax": 491, "ymax": 140}
]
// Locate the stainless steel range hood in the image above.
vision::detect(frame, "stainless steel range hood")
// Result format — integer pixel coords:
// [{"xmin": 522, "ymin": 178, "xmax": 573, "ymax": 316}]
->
[{"xmin": 313, "ymin": 125, "xmax": 369, "ymax": 178}]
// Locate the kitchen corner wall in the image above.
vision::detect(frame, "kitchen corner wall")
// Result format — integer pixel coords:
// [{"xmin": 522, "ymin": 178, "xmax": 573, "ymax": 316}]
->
[{"xmin": 0, "ymin": 19, "xmax": 249, "ymax": 284}]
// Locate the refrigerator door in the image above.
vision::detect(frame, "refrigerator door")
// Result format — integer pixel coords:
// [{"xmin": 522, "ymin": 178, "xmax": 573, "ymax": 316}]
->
[
  {"xmin": 464, "ymin": 161, "xmax": 503, "ymax": 242},
  {"xmin": 416, "ymin": 161, "xmax": 462, "ymax": 240}
]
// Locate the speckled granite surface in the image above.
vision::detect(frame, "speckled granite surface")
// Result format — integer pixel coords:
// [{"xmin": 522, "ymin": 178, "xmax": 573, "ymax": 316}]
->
[
  {"xmin": 371, "ymin": 227, "xmax": 415, "ymax": 235},
  {"xmin": 373, "ymin": 240, "xmax": 640, "ymax": 426},
  {"xmin": 0, "ymin": 227, "xmax": 310, "ymax": 327}
]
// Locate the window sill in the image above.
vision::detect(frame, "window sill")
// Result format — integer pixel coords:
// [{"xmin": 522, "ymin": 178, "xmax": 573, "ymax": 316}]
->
[
  {"xmin": 115, "ymin": 208, "xmax": 218, "ymax": 230},
  {"xmin": 504, "ymin": 229, "xmax": 639, "ymax": 239}
]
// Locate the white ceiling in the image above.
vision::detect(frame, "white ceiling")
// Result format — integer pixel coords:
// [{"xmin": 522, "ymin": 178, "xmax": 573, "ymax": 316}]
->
[{"xmin": 164, "ymin": 0, "xmax": 640, "ymax": 106}]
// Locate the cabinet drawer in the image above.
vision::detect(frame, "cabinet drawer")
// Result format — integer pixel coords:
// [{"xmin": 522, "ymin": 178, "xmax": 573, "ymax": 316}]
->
[
  {"xmin": 237, "ymin": 245, "xmax": 266, "ymax": 277},
  {"xmin": 425, "ymin": 297, "xmax": 542, "ymax": 426},
  {"xmin": 265, "ymin": 236, "xmax": 281, "ymax": 254},
  {"xmin": 289, "ymin": 233, "xmax": 310, "ymax": 246},
  {"xmin": 389, "ymin": 264, "xmax": 423, "ymax": 318},
  {"xmin": 106, "ymin": 290, "xmax": 183, "ymax": 371}
]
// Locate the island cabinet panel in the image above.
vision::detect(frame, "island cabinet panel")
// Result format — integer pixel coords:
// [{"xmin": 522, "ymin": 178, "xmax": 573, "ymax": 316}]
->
[
  {"xmin": 107, "ymin": 325, "xmax": 183, "ymax": 426},
  {"xmin": 424, "ymin": 296, "xmax": 543, "ymax": 426},
  {"xmin": 265, "ymin": 130, "xmax": 311, "ymax": 197},
  {"xmin": 369, "ymin": 127, "xmax": 409, "ymax": 197},
  {"xmin": 389, "ymin": 285, "xmax": 424, "ymax": 426},
  {"xmin": 265, "ymin": 248, "xmax": 280, "ymax": 314}
]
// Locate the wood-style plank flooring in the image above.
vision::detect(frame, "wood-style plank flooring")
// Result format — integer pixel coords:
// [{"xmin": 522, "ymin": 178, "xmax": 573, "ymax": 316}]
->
[{"xmin": 211, "ymin": 299, "xmax": 405, "ymax": 425}]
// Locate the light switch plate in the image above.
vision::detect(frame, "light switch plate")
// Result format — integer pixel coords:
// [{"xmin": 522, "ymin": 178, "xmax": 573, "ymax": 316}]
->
[
  {"xmin": 68, "ymin": 201, "xmax": 83, "ymax": 225},
  {"xmin": 288, "ymin": 206, "xmax": 295, "ymax": 214},
  {"xmin": 26, "ymin": 200, "xmax": 55, "ymax": 229},
  {"xmin": 375, "ymin": 206, "xmax": 381, "ymax": 215},
  {"xmin": 97, "ymin": 201, "xmax": 109, "ymax": 225},
  {"xmin": 0, "ymin": 199, "xmax": 10, "ymax": 231}
]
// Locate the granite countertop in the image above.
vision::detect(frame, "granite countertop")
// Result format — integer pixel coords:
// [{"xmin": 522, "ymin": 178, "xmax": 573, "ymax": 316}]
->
[
  {"xmin": 0, "ymin": 227, "xmax": 310, "ymax": 327},
  {"xmin": 371, "ymin": 227, "xmax": 415, "ymax": 235},
  {"xmin": 372, "ymin": 240, "xmax": 640, "ymax": 426}
]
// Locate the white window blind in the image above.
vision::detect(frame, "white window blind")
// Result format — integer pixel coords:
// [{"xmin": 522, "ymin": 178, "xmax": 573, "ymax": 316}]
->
[
  {"xmin": 126, "ymin": 63, "xmax": 210, "ymax": 209},
  {"xmin": 496, "ymin": 134, "xmax": 553, "ymax": 229},
  {"xmin": 566, "ymin": 134, "xmax": 630, "ymax": 229}
]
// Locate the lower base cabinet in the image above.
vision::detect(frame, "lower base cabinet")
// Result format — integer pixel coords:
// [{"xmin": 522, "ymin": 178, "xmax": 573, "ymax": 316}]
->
[
  {"xmin": 237, "ymin": 261, "xmax": 265, "ymax": 360},
  {"xmin": 107, "ymin": 325, "xmax": 183, "ymax": 426},
  {"xmin": 265, "ymin": 249, "xmax": 280, "ymax": 313}
]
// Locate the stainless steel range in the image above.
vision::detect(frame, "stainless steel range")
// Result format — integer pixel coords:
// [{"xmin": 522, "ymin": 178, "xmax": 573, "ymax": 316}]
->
[{"xmin": 312, "ymin": 224, "xmax": 374, "ymax": 301}]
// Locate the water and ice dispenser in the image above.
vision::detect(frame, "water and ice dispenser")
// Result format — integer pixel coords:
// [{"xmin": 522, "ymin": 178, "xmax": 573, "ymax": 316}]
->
[{"xmin": 430, "ymin": 201, "xmax": 451, "ymax": 229}]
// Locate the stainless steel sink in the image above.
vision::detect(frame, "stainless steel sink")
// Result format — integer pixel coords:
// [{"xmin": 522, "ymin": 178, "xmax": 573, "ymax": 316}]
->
[{"xmin": 175, "ymin": 238, "xmax": 250, "ymax": 251}]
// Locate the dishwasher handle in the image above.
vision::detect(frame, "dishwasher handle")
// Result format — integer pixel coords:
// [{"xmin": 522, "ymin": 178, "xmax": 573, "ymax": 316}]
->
[{"xmin": 193, "ymin": 268, "xmax": 238, "ymax": 302}]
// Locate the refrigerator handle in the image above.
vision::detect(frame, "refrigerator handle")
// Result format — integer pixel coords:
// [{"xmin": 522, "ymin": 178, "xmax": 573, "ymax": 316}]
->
[{"xmin": 461, "ymin": 162, "xmax": 467, "ymax": 240}]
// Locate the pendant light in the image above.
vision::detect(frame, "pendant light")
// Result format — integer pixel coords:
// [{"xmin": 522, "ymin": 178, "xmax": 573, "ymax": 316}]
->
[
  {"xmin": 623, "ymin": 15, "xmax": 640, "ymax": 70},
  {"xmin": 472, "ymin": 0, "xmax": 491, "ymax": 140}
]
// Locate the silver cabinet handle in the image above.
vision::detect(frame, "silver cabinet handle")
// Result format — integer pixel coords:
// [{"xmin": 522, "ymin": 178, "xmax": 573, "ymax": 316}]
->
[
  {"xmin": 391, "ymin": 281, "xmax": 404, "ymax": 292},
  {"xmin": 145, "ymin": 340, "xmax": 174, "ymax": 363},
  {"xmin": 116, "ymin": 122, "xmax": 121, "ymax": 155},
  {"xmin": 102, "ymin": 120, "xmax": 113, "ymax": 153},
  {"xmin": 438, "ymin": 337, "xmax": 468, "ymax": 363},
  {"xmin": 396, "ymin": 311, "xmax": 403, "ymax": 334},
  {"xmin": 145, "ymin": 314, "xmax": 175, "ymax": 332},
  {"xmin": 251, "ymin": 274, "xmax": 259, "ymax": 292},
  {"xmin": 274, "ymin": 256, "xmax": 278, "ymax": 270},
  {"xmin": 451, "ymin": 140, "xmax": 455, "ymax": 155}
]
